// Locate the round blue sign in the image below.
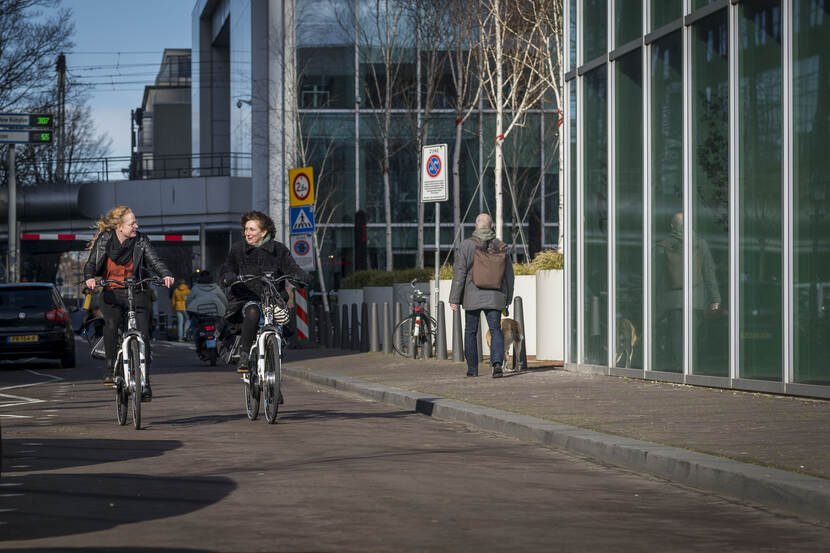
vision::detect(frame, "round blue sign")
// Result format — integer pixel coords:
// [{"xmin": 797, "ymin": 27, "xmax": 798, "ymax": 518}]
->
[
  {"xmin": 293, "ymin": 239, "xmax": 309, "ymax": 255},
  {"xmin": 426, "ymin": 154, "xmax": 441, "ymax": 178}
]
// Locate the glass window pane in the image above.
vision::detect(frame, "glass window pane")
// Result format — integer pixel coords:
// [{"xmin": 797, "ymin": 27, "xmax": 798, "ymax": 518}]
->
[
  {"xmin": 793, "ymin": 0, "xmax": 830, "ymax": 385},
  {"xmin": 569, "ymin": 0, "xmax": 577, "ymax": 70},
  {"xmin": 651, "ymin": 0, "xmax": 681, "ymax": 31},
  {"xmin": 615, "ymin": 0, "xmax": 642, "ymax": 48},
  {"xmin": 650, "ymin": 32, "xmax": 683, "ymax": 373},
  {"xmin": 569, "ymin": 79, "xmax": 578, "ymax": 363},
  {"xmin": 691, "ymin": 11, "xmax": 729, "ymax": 377},
  {"xmin": 739, "ymin": 0, "xmax": 782, "ymax": 381},
  {"xmin": 693, "ymin": 0, "xmax": 719, "ymax": 10},
  {"xmin": 584, "ymin": 0, "xmax": 608, "ymax": 62},
  {"xmin": 583, "ymin": 66, "xmax": 608, "ymax": 366},
  {"xmin": 615, "ymin": 50, "xmax": 643, "ymax": 369}
]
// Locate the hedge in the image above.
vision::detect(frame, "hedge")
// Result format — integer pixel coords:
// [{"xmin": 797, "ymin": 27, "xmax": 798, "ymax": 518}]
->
[{"xmin": 339, "ymin": 250, "xmax": 563, "ymax": 288}]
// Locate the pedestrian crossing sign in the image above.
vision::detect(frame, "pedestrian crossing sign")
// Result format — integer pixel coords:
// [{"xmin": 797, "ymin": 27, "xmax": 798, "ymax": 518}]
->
[{"xmin": 290, "ymin": 205, "xmax": 315, "ymax": 234}]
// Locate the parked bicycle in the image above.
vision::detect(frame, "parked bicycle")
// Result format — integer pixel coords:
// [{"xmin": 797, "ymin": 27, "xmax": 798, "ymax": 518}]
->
[
  {"xmin": 90, "ymin": 276, "xmax": 163, "ymax": 430},
  {"xmin": 393, "ymin": 279, "xmax": 437, "ymax": 358},
  {"xmin": 227, "ymin": 273, "xmax": 299, "ymax": 424}
]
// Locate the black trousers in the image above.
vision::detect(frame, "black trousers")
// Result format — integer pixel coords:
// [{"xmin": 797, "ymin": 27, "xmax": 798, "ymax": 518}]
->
[{"xmin": 101, "ymin": 288, "xmax": 152, "ymax": 371}]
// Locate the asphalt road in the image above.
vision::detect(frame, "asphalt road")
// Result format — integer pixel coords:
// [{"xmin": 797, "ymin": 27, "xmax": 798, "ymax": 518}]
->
[{"xmin": 2, "ymin": 337, "xmax": 830, "ymax": 552}]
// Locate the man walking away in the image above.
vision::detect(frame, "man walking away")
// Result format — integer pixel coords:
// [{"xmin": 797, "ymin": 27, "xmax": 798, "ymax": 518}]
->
[{"xmin": 449, "ymin": 213, "xmax": 514, "ymax": 378}]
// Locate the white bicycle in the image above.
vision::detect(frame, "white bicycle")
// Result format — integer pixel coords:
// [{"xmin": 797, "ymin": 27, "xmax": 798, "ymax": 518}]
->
[
  {"xmin": 229, "ymin": 273, "xmax": 298, "ymax": 424},
  {"xmin": 97, "ymin": 276, "xmax": 163, "ymax": 430}
]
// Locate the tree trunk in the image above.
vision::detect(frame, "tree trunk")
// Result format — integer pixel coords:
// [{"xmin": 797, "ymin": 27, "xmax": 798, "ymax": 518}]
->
[
  {"xmin": 453, "ymin": 119, "xmax": 463, "ymax": 249},
  {"xmin": 313, "ymin": 233, "xmax": 330, "ymax": 313},
  {"xmin": 494, "ymin": 0, "xmax": 504, "ymax": 239}
]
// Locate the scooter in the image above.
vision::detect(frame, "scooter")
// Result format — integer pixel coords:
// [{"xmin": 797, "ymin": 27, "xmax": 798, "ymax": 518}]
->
[{"xmin": 190, "ymin": 306, "xmax": 220, "ymax": 366}]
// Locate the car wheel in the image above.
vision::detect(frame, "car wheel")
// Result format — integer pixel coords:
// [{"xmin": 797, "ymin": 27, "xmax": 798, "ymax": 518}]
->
[{"xmin": 61, "ymin": 346, "xmax": 76, "ymax": 368}]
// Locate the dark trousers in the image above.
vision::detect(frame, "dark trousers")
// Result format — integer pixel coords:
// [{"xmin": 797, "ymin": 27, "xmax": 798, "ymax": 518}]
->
[
  {"xmin": 239, "ymin": 304, "xmax": 262, "ymax": 356},
  {"xmin": 101, "ymin": 288, "xmax": 151, "ymax": 372},
  {"xmin": 464, "ymin": 309, "xmax": 504, "ymax": 374}
]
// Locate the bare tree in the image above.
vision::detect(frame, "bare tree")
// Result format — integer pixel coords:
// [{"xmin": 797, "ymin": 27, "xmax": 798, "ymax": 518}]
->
[
  {"xmin": 476, "ymin": 0, "xmax": 552, "ymax": 239},
  {"xmin": 0, "ymin": 0, "xmax": 73, "ymax": 111},
  {"xmin": 446, "ymin": 0, "xmax": 482, "ymax": 249},
  {"xmin": 355, "ymin": 0, "xmax": 414, "ymax": 271},
  {"xmin": 399, "ymin": 0, "xmax": 451, "ymax": 268}
]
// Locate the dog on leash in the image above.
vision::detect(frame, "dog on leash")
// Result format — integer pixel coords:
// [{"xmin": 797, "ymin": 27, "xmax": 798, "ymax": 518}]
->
[{"xmin": 486, "ymin": 317, "xmax": 524, "ymax": 372}]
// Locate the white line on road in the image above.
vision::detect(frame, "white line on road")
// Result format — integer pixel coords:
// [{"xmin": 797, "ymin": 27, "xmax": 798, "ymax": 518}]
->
[
  {"xmin": 0, "ymin": 494, "xmax": 23, "ymax": 498},
  {"xmin": 0, "ymin": 414, "xmax": 31, "ymax": 418}
]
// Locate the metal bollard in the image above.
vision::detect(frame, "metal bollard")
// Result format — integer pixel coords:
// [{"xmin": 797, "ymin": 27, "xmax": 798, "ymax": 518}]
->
[
  {"xmin": 452, "ymin": 308, "xmax": 464, "ymax": 362},
  {"xmin": 435, "ymin": 301, "xmax": 447, "ymax": 360},
  {"xmin": 393, "ymin": 302, "xmax": 403, "ymax": 356},
  {"xmin": 369, "ymin": 303, "xmax": 380, "ymax": 352},
  {"xmin": 351, "ymin": 303, "xmax": 360, "ymax": 350},
  {"xmin": 476, "ymin": 312, "xmax": 483, "ymax": 363},
  {"xmin": 328, "ymin": 309, "xmax": 337, "ymax": 348},
  {"xmin": 360, "ymin": 302, "xmax": 370, "ymax": 352},
  {"xmin": 513, "ymin": 296, "xmax": 528, "ymax": 370},
  {"xmin": 382, "ymin": 302, "xmax": 392, "ymax": 354},
  {"xmin": 341, "ymin": 304, "xmax": 349, "ymax": 349}
]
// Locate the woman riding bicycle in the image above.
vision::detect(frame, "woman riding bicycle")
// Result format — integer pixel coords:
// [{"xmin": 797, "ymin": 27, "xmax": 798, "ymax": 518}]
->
[
  {"xmin": 84, "ymin": 206, "xmax": 175, "ymax": 397},
  {"xmin": 219, "ymin": 210, "xmax": 310, "ymax": 373}
]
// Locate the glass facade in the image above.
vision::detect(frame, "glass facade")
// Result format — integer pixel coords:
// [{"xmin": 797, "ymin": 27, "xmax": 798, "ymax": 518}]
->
[
  {"xmin": 739, "ymin": 0, "xmax": 782, "ymax": 381},
  {"xmin": 793, "ymin": 0, "xmax": 830, "ymax": 385},
  {"xmin": 567, "ymin": 1, "xmax": 830, "ymax": 397},
  {"xmin": 650, "ymin": 0, "xmax": 681, "ymax": 31},
  {"xmin": 650, "ymin": 31, "xmax": 683, "ymax": 374},
  {"xmin": 615, "ymin": 0, "xmax": 641, "ymax": 48},
  {"xmin": 614, "ymin": 50, "xmax": 643, "ymax": 369},
  {"xmin": 691, "ymin": 11, "xmax": 729, "ymax": 376},
  {"xmin": 583, "ymin": 66, "xmax": 608, "ymax": 366}
]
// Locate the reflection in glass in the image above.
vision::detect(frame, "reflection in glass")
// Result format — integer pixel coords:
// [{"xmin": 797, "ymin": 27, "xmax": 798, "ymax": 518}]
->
[
  {"xmin": 583, "ymin": 66, "xmax": 608, "ymax": 366},
  {"xmin": 569, "ymin": 0, "xmax": 577, "ymax": 70},
  {"xmin": 614, "ymin": 51, "xmax": 643, "ymax": 369},
  {"xmin": 693, "ymin": 0, "xmax": 718, "ymax": 10},
  {"xmin": 569, "ymin": 79, "xmax": 578, "ymax": 363},
  {"xmin": 583, "ymin": 0, "xmax": 608, "ymax": 62},
  {"xmin": 739, "ymin": 0, "xmax": 782, "ymax": 381},
  {"xmin": 651, "ymin": 0, "xmax": 681, "ymax": 31},
  {"xmin": 793, "ymin": 0, "xmax": 830, "ymax": 385},
  {"xmin": 615, "ymin": 0, "xmax": 642, "ymax": 48},
  {"xmin": 691, "ymin": 11, "xmax": 728, "ymax": 377},
  {"xmin": 650, "ymin": 32, "xmax": 683, "ymax": 373}
]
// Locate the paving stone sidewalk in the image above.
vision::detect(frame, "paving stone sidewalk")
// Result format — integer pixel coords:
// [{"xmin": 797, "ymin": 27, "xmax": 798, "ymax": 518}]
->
[{"xmin": 283, "ymin": 348, "xmax": 830, "ymax": 521}]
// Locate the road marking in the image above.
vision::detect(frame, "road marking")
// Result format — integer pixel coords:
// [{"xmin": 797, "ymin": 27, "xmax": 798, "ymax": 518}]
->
[
  {"xmin": 10, "ymin": 465, "xmax": 30, "ymax": 469},
  {"xmin": 0, "ymin": 494, "xmax": 23, "ymax": 498},
  {"xmin": 0, "ymin": 369, "xmax": 64, "ymax": 414},
  {"xmin": 16, "ymin": 450, "xmax": 35, "ymax": 453},
  {"xmin": 22, "ymin": 442, "xmax": 42, "ymax": 446},
  {"xmin": 0, "ymin": 414, "xmax": 31, "ymax": 418},
  {"xmin": 0, "ymin": 509, "xmax": 16, "ymax": 513}
]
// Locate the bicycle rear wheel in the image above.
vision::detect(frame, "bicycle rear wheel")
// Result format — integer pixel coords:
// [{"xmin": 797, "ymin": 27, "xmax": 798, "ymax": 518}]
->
[
  {"xmin": 115, "ymin": 353, "xmax": 127, "ymax": 425},
  {"xmin": 263, "ymin": 334, "xmax": 281, "ymax": 424},
  {"xmin": 392, "ymin": 316, "xmax": 416, "ymax": 357},
  {"xmin": 244, "ymin": 346, "xmax": 261, "ymax": 421},
  {"xmin": 129, "ymin": 340, "xmax": 141, "ymax": 430}
]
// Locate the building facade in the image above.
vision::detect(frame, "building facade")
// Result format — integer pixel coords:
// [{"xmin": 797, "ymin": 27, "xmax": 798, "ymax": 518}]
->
[
  {"xmin": 191, "ymin": 0, "xmax": 560, "ymax": 288},
  {"xmin": 565, "ymin": 0, "xmax": 830, "ymax": 397}
]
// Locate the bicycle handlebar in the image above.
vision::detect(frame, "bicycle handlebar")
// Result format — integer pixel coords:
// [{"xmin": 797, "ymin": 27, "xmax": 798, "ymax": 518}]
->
[
  {"xmin": 230, "ymin": 273, "xmax": 306, "ymax": 289},
  {"xmin": 96, "ymin": 276, "xmax": 166, "ymax": 289}
]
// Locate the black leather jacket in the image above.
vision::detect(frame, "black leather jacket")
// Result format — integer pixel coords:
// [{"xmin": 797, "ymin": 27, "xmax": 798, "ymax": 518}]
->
[{"xmin": 84, "ymin": 230, "xmax": 173, "ymax": 284}]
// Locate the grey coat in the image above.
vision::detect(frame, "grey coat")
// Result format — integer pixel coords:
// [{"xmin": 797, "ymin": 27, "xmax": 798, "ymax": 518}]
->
[{"xmin": 449, "ymin": 237, "xmax": 514, "ymax": 311}]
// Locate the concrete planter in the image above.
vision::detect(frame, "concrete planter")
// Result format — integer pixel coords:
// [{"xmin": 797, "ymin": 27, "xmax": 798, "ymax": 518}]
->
[{"xmin": 535, "ymin": 269, "xmax": 564, "ymax": 361}]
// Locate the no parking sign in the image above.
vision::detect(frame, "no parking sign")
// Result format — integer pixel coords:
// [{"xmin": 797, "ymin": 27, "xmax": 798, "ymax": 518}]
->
[
  {"xmin": 290, "ymin": 234, "xmax": 314, "ymax": 271},
  {"xmin": 421, "ymin": 144, "xmax": 448, "ymax": 202}
]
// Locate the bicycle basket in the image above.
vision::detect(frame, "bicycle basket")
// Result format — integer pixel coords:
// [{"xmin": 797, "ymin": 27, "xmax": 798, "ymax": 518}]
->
[{"xmin": 91, "ymin": 336, "xmax": 106, "ymax": 360}]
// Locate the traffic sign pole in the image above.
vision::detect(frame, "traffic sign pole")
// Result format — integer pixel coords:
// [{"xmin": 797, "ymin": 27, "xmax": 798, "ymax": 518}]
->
[{"xmin": 7, "ymin": 144, "xmax": 16, "ymax": 282}]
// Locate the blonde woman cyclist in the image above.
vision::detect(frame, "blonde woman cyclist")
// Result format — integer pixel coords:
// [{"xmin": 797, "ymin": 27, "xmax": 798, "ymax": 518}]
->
[{"xmin": 84, "ymin": 206, "xmax": 175, "ymax": 398}]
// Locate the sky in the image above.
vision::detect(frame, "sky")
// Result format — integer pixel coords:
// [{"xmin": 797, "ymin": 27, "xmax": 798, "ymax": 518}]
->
[{"xmin": 60, "ymin": 0, "xmax": 195, "ymax": 159}]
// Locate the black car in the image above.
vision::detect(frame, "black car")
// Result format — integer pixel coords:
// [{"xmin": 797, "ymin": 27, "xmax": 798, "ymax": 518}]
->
[{"xmin": 0, "ymin": 283, "xmax": 76, "ymax": 368}]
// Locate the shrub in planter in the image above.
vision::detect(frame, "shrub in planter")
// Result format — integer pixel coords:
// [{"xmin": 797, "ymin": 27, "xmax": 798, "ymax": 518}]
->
[{"xmin": 438, "ymin": 249, "xmax": 564, "ymax": 279}]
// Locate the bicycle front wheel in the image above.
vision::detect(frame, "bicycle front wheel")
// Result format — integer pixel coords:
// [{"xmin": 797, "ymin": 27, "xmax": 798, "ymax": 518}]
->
[
  {"xmin": 392, "ymin": 316, "xmax": 417, "ymax": 357},
  {"xmin": 263, "ymin": 334, "xmax": 282, "ymax": 424},
  {"xmin": 115, "ymin": 353, "xmax": 127, "ymax": 426},
  {"xmin": 129, "ymin": 340, "xmax": 141, "ymax": 430},
  {"xmin": 244, "ymin": 346, "xmax": 261, "ymax": 421}
]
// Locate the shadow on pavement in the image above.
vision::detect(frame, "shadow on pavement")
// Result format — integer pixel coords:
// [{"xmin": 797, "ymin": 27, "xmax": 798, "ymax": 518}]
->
[
  {"xmin": 278, "ymin": 407, "xmax": 413, "ymax": 423},
  {"xmin": 0, "ymin": 472, "xmax": 236, "ymax": 542},
  {"xmin": 0, "ymin": 549, "xmax": 227, "ymax": 553},
  {"xmin": 153, "ymin": 413, "xmax": 249, "ymax": 426},
  {"xmin": 1, "ymin": 438, "xmax": 182, "ymax": 473}
]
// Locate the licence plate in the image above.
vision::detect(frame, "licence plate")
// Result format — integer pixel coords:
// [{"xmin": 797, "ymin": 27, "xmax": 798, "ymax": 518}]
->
[
  {"xmin": 206, "ymin": 339, "xmax": 216, "ymax": 348},
  {"xmin": 8, "ymin": 335, "xmax": 39, "ymax": 343}
]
